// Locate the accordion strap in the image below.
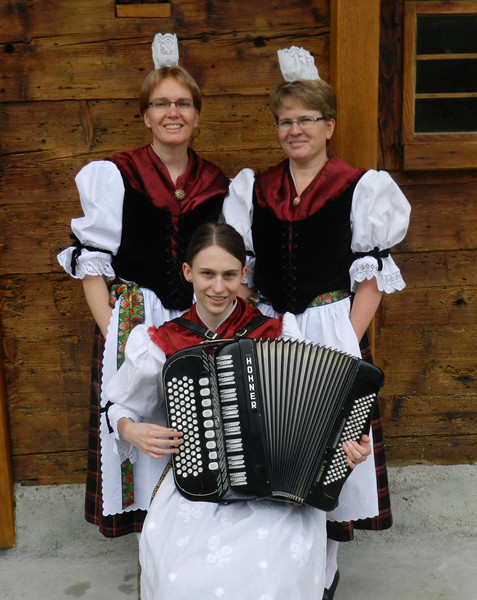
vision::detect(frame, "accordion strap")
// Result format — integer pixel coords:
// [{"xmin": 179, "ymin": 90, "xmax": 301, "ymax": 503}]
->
[{"xmin": 170, "ymin": 314, "xmax": 272, "ymax": 342}]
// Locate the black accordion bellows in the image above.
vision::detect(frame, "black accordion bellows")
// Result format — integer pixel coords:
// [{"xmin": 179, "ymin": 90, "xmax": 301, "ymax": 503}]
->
[{"xmin": 163, "ymin": 338, "xmax": 384, "ymax": 511}]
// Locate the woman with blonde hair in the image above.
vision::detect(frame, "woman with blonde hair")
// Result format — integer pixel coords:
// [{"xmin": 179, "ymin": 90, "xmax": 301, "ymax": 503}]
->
[
  {"xmin": 57, "ymin": 34, "xmax": 228, "ymax": 537},
  {"xmin": 222, "ymin": 46, "xmax": 411, "ymax": 599}
]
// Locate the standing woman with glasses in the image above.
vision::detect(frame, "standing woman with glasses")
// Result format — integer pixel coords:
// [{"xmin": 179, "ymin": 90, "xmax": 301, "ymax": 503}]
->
[
  {"xmin": 57, "ymin": 34, "xmax": 228, "ymax": 537},
  {"xmin": 222, "ymin": 46, "xmax": 411, "ymax": 599}
]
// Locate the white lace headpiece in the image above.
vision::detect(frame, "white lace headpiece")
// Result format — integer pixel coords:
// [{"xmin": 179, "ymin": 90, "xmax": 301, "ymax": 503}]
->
[
  {"xmin": 152, "ymin": 33, "xmax": 179, "ymax": 69},
  {"xmin": 277, "ymin": 46, "xmax": 320, "ymax": 82}
]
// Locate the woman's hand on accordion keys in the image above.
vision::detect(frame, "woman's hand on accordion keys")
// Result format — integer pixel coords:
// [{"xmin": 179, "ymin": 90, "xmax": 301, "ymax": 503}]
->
[
  {"xmin": 118, "ymin": 418, "xmax": 183, "ymax": 460},
  {"xmin": 342, "ymin": 434, "xmax": 371, "ymax": 469}
]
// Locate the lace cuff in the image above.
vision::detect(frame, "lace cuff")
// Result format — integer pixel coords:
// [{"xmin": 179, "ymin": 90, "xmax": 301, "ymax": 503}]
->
[
  {"xmin": 116, "ymin": 437, "xmax": 138, "ymax": 464},
  {"xmin": 108, "ymin": 404, "xmax": 141, "ymax": 464},
  {"xmin": 350, "ymin": 255, "xmax": 406, "ymax": 294},
  {"xmin": 57, "ymin": 247, "xmax": 116, "ymax": 280}
]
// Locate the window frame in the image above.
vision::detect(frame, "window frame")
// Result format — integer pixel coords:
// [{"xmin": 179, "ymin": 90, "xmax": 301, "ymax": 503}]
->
[
  {"xmin": 402, "ymin": 1, "xmax": 477, "ymax": 170},
  {"xmin": 115, "ymin": 0, "xmax": 171, "ymax": 18}
]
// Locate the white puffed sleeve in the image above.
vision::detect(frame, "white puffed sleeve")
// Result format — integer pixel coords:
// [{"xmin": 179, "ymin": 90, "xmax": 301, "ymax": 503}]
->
[
  {"xmin": 221, "ymin": 168, "xmax": 256, "ymax": 286},
  {"xmin": 350, "ymin": 170, "xmax": 411, "ymax": 293},
  {"xmin": 104, "ymin": 324, "xmax": 166, "ymax": 463},
  {"xmin": 57, "ymin": 160, "xmax": 125, "ymax": 280}
]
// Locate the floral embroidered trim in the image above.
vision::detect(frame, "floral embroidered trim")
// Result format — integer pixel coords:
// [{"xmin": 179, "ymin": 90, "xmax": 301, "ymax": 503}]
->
[
  {"xmin": 246, "ymin": 293, "xmax": 262, "ymax": 307},
  {"xmin": 150, "ymin": 461, "xmax": 172, "ymax": 504},
  {"xmin": 109, "ymin": 281, "xmax": 145, "ymax": 509},
  {"xmin": 247, "ymin": 290, "xmax": 350, "ymax": 308},
  {"xmin": 121, "ymin": 457, "xmax": 135, "ymax": 509},
  {"xmin": 109, "ymin": 282, "xmax": 145, "ymax": 369},
  {"xmin": 308, "ymin": 290, "xmax": 350, "ymax": 307}
]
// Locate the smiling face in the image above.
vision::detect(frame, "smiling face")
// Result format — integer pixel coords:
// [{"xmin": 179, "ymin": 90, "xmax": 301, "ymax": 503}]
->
[
  {"xmin": 143, "ymin": 76, "xmax": 199, "ymax": 152},
  {"xmin": 182, "ymin": 244, "xmax": 247, "ymax": 330},
  {"xmin": 276, "ymin": 97, "xmax": 335, "ymax": 169}
]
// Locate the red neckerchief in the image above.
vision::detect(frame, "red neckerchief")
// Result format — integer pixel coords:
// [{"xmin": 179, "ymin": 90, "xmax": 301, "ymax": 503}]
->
[
  {"xmin": 255, "ymin": 156, "xmax": 365, "ymax": 221},
  {"xmin": 149, "ymin": 297, "xmax": 283, "ymax": 357},
  {"xmin": 108, "ymin": 146, "xmax": 229, "ymax": 216}
]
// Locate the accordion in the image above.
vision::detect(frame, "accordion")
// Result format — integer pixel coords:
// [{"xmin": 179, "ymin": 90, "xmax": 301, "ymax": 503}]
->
[{"xmin": 163, "ymin": 338, "xmax": 384, "ymax": 511}]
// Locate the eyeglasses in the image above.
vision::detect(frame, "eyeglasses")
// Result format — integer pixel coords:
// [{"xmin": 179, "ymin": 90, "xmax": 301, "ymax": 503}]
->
[
  {"xmin": 274, "ymin": 116, "xmax": 326, "ymax": 130},
  {"xmin": 148, "ymin": 98, "xmax": 195, "ymax": 110}
]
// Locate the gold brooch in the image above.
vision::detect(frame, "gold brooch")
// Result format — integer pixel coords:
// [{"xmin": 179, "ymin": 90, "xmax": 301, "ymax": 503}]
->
[
  {"xmin": 293, "ymin": 196, "xmax": 301, "ymax": 206},
  {"xmin": 175, "ymin": 189, "xmax": 186, "ymax": 200}
]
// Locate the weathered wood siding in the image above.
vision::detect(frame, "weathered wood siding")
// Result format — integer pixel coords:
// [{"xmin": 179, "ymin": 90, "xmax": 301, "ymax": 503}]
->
[
  {"xmin": 0, "ymin": 0, "xmax": 331, "ymax": 485},
  {"xmin": 0, "ymin": 0, "xmax": 475, "ymax": 488},
  {"xmin": 376, "ymin": 1, "xmax": 476, "ymax": 465}
]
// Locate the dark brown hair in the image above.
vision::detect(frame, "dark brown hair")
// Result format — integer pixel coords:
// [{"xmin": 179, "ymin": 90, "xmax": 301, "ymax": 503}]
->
[{"xmin": 185, "ymin": 223, "xmax": 246, "ymax": 267}]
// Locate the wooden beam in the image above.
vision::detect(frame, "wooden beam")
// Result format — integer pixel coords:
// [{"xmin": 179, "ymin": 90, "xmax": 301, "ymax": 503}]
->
[
  {"xmin": 0, "ymin": 328, "xmax": 15, "ymax": 547},
  {"xmin": 329, "ymin": 0, "xmax": 381, "ymax": 356},
  {"xmin": 329, "ymin": 0, "xmax": 381, "ymax": 170}
]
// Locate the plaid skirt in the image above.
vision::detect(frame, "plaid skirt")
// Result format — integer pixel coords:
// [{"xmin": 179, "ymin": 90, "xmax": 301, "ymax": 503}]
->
[
  {"xmin": 326, "ymin": 331, "xmax": 392, "ymax": 542},
  {"xmin": 84, "ymin": 327, "xmax": 146, "ymax": 537}
]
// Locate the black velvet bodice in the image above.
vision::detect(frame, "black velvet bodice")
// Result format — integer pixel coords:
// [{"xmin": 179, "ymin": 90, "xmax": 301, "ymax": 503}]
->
[
  {"xmin": 112, "ymin": 180, "xmax": 224, "ymax": 310},
  {"xmin": 252, "ymin": 184, "xmax": 357, "ymax": 314}
]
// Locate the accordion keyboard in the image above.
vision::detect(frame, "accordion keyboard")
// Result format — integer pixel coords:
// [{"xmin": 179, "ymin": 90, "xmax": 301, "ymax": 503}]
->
[
  {"xmin": 322, "ymin": 392, "xmax": 377, "ymax": 486},
  {"xmin": 165, "ymin": 372, "xmax": 230, "ymax": 485},
  {"xmin": 165, "ymin": 375, "xmax": 205, "ymax": 478},
  {"xmin": 216, "ymin": 353, "xmax": 248, "ymax": 488}
]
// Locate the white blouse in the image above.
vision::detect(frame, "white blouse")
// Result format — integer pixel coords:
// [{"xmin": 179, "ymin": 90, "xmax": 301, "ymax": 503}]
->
[
  {"xmin": 221, "ymin": 167, "xmax": 411, "ymax": 294},
  {"xmin": 57, "ymin": 161, "xmax": 125, "ymax": 280}
]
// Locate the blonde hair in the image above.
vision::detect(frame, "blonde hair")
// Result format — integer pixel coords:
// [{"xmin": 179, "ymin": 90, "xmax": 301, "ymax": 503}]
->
[
  {"xmin": 139, "ymin": 66, "xmax": 202, "ymax": 115},
  {"xmin": 269, "ymin": 78, "xmax": 337, "ymax": 121}
]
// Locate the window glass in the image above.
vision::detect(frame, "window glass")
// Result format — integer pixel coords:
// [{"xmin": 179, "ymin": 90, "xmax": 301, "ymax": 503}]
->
[
  {"xmin": 417, "ymin": 15, "xmax": 477, "ymax": 54},
  {"xmin": 415, "ymin": 98, "xmax": 477, "ymax": 133},
  {"xmin": 416, "ymin": 59, "xmax": 477, "ymax": 94}
]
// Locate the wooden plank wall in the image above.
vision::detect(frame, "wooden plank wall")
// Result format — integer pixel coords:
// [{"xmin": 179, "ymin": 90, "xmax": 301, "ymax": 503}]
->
[
  {"xmin": 0, "ymin": 0, "xmax": 475, "ymax": 492},
  {"xmin": 376, "ymin": 1, "xmax": 476, "ymax": 464},
  {"xmin": 0, "ymin": 0, "xmax": 331, "ymax": 485}
]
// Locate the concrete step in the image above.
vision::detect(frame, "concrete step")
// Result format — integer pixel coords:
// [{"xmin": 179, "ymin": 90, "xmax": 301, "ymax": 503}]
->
[{"xmin": 1, "ymin": 465, "xmax": 475, "ymax": 599}]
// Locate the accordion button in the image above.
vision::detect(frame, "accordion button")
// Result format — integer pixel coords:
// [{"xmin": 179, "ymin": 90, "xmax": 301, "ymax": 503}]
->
[
  {"xmin": 204, "ymin": 420, "xmax": 214, "ymax": 428},
  {"xmin": 202, "ymin": 399, "xmax": 212, "ymax": 407},
  {"xmin": 209, "ymin": 462, "xmax": 219, "ymax": 471},
  {"xmin": 209, "ymin": 451, "xmax": 217, "ymax": 460},
  {"xmin": 202, "ymin": 409, "xmax": 213, "ymax": 418},
  {"xmin": 205, "ymin": 430, "xmax": 215, "ymax": 439},
  {"xmin": 206, "ymin": 441, "xmax": 216, "ymax": 449}
]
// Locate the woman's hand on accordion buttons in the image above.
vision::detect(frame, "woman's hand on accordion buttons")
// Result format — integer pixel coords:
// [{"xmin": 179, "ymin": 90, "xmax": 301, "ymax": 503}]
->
[
  {"xmin": 342, "ymin": 434, "xmax": 371, "ymax": 469},
  {"xmin": 118, "ymin": 419, "xmax": 183, "ymax": 460}
]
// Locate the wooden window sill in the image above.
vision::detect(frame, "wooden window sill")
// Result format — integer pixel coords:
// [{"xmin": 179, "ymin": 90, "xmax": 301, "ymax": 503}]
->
[{"xmin": 403, "ymin": 139, "xmax": 477, "ymax": 170}]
